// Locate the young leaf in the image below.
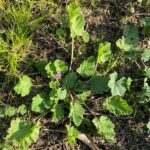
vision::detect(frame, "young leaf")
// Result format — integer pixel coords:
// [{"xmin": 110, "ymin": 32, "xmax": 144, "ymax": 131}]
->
[
  {"xmin": 57, "ymin": 88, "xmax": 67, "ymax": 100},
  {"xmin": 108, "ymin": 72, "xmax": 127, "ymax": 96},
  {"xmin": 66, "ymin": 125, "xmax": 79, "ymax": 146},
  {"xmin": 76, "ymin": 56, "xmax": 96, "ymax": 77},
  {"xmin": 103, "ymin": 96, "xmax": 133, "ymax": 116},
  {"xmin": 69, "ymin": 102, "xmax": 85, "ymax": 126},
  {"xmin": 18, "ymin": 104, "xmax": 27, "ymax": 115},
  {"xmin": 89, "ymin": 76, "xmax": 109, "ymax": 94},
  {"xmin": 64, "ymin": 72, "xmax": 77, "ymax": 90},
  {"xmin": 31, "ymin": 93, "xmax": 48, "ymax": 113},
  {"xmin": 45, "ymin": 59, "xmax": 68, "ymax": 78},
  {"xmin": 54, "ymin": 59, "xmax": 68, "ymax": 74},
  {"xmin": 82, "ymin": 31, "xmax": 90, "ymax": 43},
  {"xmin": 51, "ymin": 104, "xmax": 64, "ymax": 123},
  {"xmin": 14, "ymin": 75, "xmax": 33, "ymax": 97},
  {"xmin": 126, "ymin": 77, "xmax": 132, "ymax": 91},
  {"xmin": 77, "ymin": 91, "xmax": 91, "ymax": 104},
  {"xmin": 141, "ymin": 50, "xmax": 150, "ymax": 62},
  {"xmin": 92, "ymin": 116, "xmax": 116, "ymax": 141},
  {"xmin": 5, "ymin": 106, "xmax": 16, "ymax": 117},
  {"xmin": 116, "ymin": 37, "xmax": 126, "ymax": 50},
  {"xmin": 97, "ymin": 42, "xmax": 112, "ymax": 64},
  {"xmin": 45, "ymin": 62, "xmax": 56, "ymax": 78},
  {"xmin": 6, "ymin": 118, "xmax": 40, "ymax": 150},
  {"xmin": 49, "ymin": 80, "xmax": 60, "ymax": 89}
]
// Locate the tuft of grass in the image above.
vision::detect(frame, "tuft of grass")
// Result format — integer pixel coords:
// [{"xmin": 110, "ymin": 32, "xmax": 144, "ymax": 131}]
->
[{"xmin": 0, "ymin": 0, "xmax": 57, "ymax": 76}]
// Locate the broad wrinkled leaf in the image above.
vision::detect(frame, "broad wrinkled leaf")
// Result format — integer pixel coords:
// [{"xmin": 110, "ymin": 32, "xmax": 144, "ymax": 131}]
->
[
  {"xmin": 31, "ymin": 93, "xmax": 48, "ymax": 113},
  {"xmin": 14, "ymin": 75, "xmax": 33, "ymax": 97},
  {"xmin": 97, "ymin": 42, "xmax": 112, "ymax": 64},
  {"xmin": 67, "ymin": 2, "xmax": 81, "ymax": 18},
  {"xmin": 64, "ymin": 72, "xmax": 77, "ymax": 90},
  {"xmin": 92, "ymin": 116, "xmax": 116, "ymax": 141},
  {"xmin": 70, "ymin": 14, "xmax": 85, "ymax": 38},
  {"xmin": 103, "ymin": 96, "xmax": 133, "ymax": 116},
  {"xmin": 89, "ymin": 76, "xmax": 109, "ymax": 94},
  {"xmin": 123, "ymin": 25, "xmax": 139, "ymax": 50},
  {"xmin": 116, "ymin": 25, "xmax": 139, "ymax": 51},
  {"xmin": 76, "ymin": 56, "xmax": 96, "ymax": 77},
  {"xmin": 108, "ymin": 72, "xmax": 127, "ymax": 96},
  {"xmin": 6, "ymin": 118, "xmax": 40, "ymax": 150},
  {"xmin": 66, "ymin": 125, "xmax": 79, "ymax": 146},
  {"xmin": 69, "ymin": 102, "xmax": 84, "ymax": 126},
  {"xmin": 67, "ymin": 2, "xmax": 89, "ymax": 41},
  {"xmin": 51, "ymin": 104, "xmax": 64, "ymax": 123}
]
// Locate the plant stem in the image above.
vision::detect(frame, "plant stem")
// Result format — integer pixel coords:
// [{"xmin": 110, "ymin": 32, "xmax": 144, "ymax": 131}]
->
[
  {"xmin": 69, "ymin": 38, "xmax": 74, "ymax": 71},
  {"xmin": 102, "ymin": 59, "xmax": 117, "ymax": 76}
]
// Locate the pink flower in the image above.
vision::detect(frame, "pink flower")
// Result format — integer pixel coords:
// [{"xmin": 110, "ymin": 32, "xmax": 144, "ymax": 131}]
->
[{"xmin": 54, "ymin": 71, "xmax": 62, "ymax": 80}]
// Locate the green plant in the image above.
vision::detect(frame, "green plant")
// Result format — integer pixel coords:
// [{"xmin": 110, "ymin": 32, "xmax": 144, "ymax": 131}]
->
[
  {"xmin": 67, "ymin": 2, "xmax": 89, "ymax": 70},
  {"xmin": 0, "ymin": 1, "xmax": 149, "ymax": 149},
  {"xmin": 10, "ymin": 55, "xmax": 135, "ymax": 147}
]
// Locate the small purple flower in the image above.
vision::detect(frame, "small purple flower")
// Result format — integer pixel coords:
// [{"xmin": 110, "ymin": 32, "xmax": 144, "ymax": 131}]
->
[{"xmin": 54, "ymin": 71, "xmax": 62, "ymax": 80}]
